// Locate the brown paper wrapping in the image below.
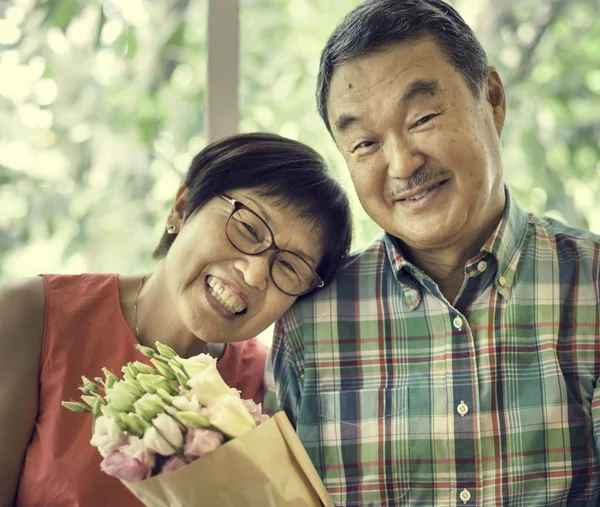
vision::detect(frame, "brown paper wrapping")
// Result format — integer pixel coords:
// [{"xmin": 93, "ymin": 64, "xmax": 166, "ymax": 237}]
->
[{"xmin": 122, "ymin": 411, "xmax": 333, "ymax": 507}]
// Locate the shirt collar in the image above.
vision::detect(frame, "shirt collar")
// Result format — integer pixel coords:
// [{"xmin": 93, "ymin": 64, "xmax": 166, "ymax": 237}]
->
[
  {"xmin": 383, "ymin": 187, "xmax": 530, "ymax": 307},
  {"xmin": 479, "ymin": 187, "xmax": 529, "ymax": 298}
]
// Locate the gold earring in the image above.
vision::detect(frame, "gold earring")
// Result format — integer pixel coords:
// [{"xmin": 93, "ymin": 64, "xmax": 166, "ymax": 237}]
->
[{"xmin": 166, "ymin": 225, "xmax": 177, "ymax": 234}]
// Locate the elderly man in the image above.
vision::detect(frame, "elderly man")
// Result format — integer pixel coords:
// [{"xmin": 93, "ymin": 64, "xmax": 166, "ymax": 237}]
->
[{"xmin": 267, "ymin": 0, "xmax": 600, "ymax": 505}]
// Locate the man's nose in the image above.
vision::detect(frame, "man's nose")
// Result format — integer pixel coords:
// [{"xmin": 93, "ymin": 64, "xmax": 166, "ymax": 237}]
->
[{"xmin": 384, "ymin": 133, "xmax": 425, "ymax": 180}]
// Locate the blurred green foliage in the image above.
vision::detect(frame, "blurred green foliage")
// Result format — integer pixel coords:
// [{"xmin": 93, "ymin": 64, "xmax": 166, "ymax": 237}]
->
[{"xmin": 0, "ymin": 0, "xmax": 599, "ymax": 283}]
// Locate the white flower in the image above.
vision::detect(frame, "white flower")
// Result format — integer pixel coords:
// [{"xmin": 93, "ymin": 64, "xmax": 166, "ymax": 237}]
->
[
  {"xmin": 143, "ymin": 413, "xmax": 184, "ymax": 456},
  {"xmin": 90, "ymin": 415, "xmax": 125, "ymax": 457},
  {"xmin": 177, "ymin": 353, "xmax": 215, "ymax": 377},
  {"xmin": 187, "ymin": 362, "xmax": 239, "ymax": 408},
  {"xmin": 208, "ymin": 394, "xmax": 256, "ymax": 438},
  {"xmin": 171, "ymin": 394, "xmax": 201, "ymax": 412}
]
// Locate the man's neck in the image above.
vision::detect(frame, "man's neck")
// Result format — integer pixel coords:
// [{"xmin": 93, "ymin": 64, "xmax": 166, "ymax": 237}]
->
[
  {"xmin": 405, "ymin": 246, "xmax": 472, "ymax": 304},
  {"xmin": 400, "ymin": 223, "xmax": 500, "ymax": 304}
]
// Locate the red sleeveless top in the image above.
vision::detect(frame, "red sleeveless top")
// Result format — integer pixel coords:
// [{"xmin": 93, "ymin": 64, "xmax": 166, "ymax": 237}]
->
[{"xmin": 16, "ymin": 274, "xmax": 268, "ymax": 507}]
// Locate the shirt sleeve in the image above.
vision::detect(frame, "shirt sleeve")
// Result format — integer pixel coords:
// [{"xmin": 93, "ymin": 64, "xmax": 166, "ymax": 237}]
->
[{"xmin": 263, "ymin": 312, "xmax": 304, "ymax": 427}]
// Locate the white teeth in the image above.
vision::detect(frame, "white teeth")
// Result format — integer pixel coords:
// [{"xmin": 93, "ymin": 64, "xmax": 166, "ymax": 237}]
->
[
  {"xmin": 410, "ymin": 190, "xmax": 429, "ymax": 201},
  {"xmin": 206, "ymin": 276, "xmax": 246, "ymax": 314},
  {"xmin": 405, "ymin": 181, "xmax": 443, "ymax": 201}
]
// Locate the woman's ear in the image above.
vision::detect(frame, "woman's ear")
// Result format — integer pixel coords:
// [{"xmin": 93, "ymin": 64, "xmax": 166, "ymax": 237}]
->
[{"xmin": 166, "ymin": 184, "xmax": 190, "ymax": 231}]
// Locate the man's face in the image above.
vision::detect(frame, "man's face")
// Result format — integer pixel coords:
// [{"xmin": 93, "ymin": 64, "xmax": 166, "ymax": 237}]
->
[{"xmin": 327, "ymin": 38, "xmax": 507, "ymax": 254}]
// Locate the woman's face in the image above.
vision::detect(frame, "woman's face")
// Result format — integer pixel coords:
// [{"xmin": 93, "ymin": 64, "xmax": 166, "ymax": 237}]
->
[{"xmin": 164, "ymin": 187, "xmax": 325, "ymax": 343}]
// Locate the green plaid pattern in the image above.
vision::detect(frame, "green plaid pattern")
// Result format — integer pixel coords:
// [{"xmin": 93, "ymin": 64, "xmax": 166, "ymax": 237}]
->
[{"xmin": 266, "ymin": 191, "xmax": 600, "ymax": 506}]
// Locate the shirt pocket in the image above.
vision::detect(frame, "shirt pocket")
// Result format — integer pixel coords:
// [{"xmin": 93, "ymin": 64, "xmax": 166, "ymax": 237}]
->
[{"xmin": 299, "ymin": 387, "xmax": 410, "ymax": 507}]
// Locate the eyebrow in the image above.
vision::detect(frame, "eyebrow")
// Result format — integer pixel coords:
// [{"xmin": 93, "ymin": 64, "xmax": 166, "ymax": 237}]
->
[
  {"xmin": 333, "ymin": 78, "xmax": 440, "ymax": 134},
  {"xmin": 244, "ymin": 195, "xmax": 273, "ymax": 225},
  {"xmin": 243, "ymin": 195, "xmax": 317, "ymax": 265}
]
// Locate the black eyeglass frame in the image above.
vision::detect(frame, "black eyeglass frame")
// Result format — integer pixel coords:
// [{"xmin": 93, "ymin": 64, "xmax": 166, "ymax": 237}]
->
[{"xmin": 217, "ymin": 193, "xmax": 324, "ymax": 297}]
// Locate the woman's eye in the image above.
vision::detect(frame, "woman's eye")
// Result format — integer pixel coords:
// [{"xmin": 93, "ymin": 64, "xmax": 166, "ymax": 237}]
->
[
  {"xmin": 413, "ymin": 113, "xmax": 438, "ymax": 128},
  {"xmin": 352, "ymin": 140, "xmax": 376, "ymax": 153},
  {"xmin": 242, "ymin": 222, "xmax": 259, "ymax": 239},
  {"xmin": 278, "ymin": 259, "xmax": 298, "ymax": 274}
]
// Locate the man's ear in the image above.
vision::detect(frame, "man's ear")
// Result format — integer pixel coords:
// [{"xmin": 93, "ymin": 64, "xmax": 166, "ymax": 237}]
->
[
  {"xmin": 485, "ymin": 66, "xmax": 506, "ymax": 136},
  {"xmin": 166, "ymin": 184, "xmax": 190, "ymax": 231}
]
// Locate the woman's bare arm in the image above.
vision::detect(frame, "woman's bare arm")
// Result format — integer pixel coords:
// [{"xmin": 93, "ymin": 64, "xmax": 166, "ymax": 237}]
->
[{"xmin": 0, "ymin": 277, "xmax": 45, "ymax": 507}]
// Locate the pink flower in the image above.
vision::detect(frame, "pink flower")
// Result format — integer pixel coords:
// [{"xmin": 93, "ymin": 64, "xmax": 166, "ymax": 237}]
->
[
  {"xmin": 242, "ymin": 399, "xmax": 270, "ymax": 425},
  {"xmin": 120, "ymin": 435, "xmax": 156, "ymax": 468},
  {"xmin": 160, "ymin": 456, "xmax": 187, "ymax": 474},
  {"xmin": 100, "ymin": 450, "xmax": 152, "ymax": 482},
  {"xmin": 184, "ymin": 427, "xmax": 224, "ymax": 459}
]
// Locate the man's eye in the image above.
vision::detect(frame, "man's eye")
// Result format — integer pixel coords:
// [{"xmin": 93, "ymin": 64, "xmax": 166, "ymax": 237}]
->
[
  {"xmin": 413, "ymin": 113, "xmax": 438, "ymax": 128},
  {"xmin": 352, "ymin": 140, "xmax": 376, "ymax": 153}
]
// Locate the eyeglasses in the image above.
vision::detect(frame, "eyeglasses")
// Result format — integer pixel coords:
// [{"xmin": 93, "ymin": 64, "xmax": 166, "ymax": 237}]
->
[{"xmin": 218, "ymin": 193, "xmax": 324, "ymax": 297}]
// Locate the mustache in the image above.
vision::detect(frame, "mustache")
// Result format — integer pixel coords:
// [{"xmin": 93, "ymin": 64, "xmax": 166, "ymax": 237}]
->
[{"xmin": 386, "ymin": 167, "xmax": 451, "ymax": 199}]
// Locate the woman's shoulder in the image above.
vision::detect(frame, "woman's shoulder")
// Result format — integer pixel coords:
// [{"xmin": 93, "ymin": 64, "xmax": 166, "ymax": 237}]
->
[
  {"xmin": 0, "ymin": 276, "xmax": 46, "ymax": 338},
  {"xmin": 0, "ymin": 276, "xmax": 45, "ymax": 385}
]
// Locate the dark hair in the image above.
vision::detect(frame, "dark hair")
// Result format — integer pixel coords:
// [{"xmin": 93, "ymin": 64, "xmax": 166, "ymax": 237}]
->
[
  {"xmin": 317, "ymin": 0, "xmax": 489, "ymax": 133},
  {"xmin": 153, "ymin": 132, "xmax": 353, "ymax": 289}
]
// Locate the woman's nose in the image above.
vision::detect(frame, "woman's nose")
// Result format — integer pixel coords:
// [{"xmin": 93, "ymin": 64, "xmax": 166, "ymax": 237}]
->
[{"xmin": 234, "ymin": 254, "xmax": 270, "ymax": 291}]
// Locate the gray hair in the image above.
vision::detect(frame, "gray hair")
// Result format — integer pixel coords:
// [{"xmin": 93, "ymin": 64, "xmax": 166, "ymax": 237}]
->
[{"xmin": 317, "ymin": 0, "xmax": 489, "ymax": 133}]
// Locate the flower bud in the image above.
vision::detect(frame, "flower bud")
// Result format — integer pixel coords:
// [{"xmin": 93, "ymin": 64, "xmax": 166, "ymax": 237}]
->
[
  {"xmin": 168, "ymin": 362, "xmax": 191, "ymax": 385},
  {"xmin": 134, "ymin": 393, "xmax": 167, "ymax": 422},
  {"xmin": 79, "ymin": 376, "xmax": 99, "ymax": 394},
  {"xmin": 208, "ymin": 394, "xmax": 256, "ymax": 438},
  {"xmin": 150, "ymin": 359, "xmax": 177, "ymax": 380},
  {"xmin": 102, "ymin": 368, "xmax": 119, "ymax": 389},
  {"xmin": 176, "ymin": 411, "xmax": 211, "ymax": 428},
  {"xmin": 132, "ymin": 361, "xmax": 157, "ymax": 376},
  {"xmin": 120, "ymin": 412, "xmax": 149, "ymax": 437},
  {"xmin": 80, "ymin": 394, "xmax": 96, "ymax": 408},
  {"xmin": 106, "ymin": 380, "xmax": 143, "ymax": 412},
  {"xmin": 155, "ymin": 342, "xmax": 177, "ymax": 360},
  {"xmin": 92, "ymin": 396, "xmax": 104, "ymax": 418},
  {"xmin": 155, "ymin": 388, "xmax": 173, "ymax": 403},
  {"xmin": 62, "ymin": 401, "xmax": 92, "ymax": 413},
  {"xmin": 137, "ymin": 374, "xmax": 178, "ymax": 395},
  {"xmin": 136, "ymin": 344, "xmax": 156, "ymax": 358},
  {"xmin": 121, "ymin": 363, "xmax": 139, "ymax": 380}
]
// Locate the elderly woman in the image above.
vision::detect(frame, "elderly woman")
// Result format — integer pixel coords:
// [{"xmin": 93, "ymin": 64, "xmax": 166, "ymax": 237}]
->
[{"xmin": 0, "ymin": 133, "xmax": 353, "ymax": 507}]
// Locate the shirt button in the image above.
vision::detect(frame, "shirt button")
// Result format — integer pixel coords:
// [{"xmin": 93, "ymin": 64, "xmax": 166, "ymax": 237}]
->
[
  {"xmin": 453, "ymin": 316, "xmax": 463, "ymax": 330},
  {"xmin": 477, "ymin": 260, "xmax": 487, "ymax": 272},
  {"xmin": 498, "ymin": 275, "xmax": 507, "ymax": 287},
  {"xmin": 457, "ymin": 401, "xmax": 469, "ymax": 417},
  {"xmin": 459, "ymin": 488, "xmax": 472, "ymax": 503}
]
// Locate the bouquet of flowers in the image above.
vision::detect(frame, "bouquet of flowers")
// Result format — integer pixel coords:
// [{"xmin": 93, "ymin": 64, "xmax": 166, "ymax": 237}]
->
[{"xmin": 63, "ymin": 342, "xmax": 332, "ymax": 507}]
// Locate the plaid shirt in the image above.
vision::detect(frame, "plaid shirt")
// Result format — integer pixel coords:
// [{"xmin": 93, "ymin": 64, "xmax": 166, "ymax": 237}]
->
[{"xmin": 266, "ymin": 191, "xmax": 600, "ymax": 506}]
